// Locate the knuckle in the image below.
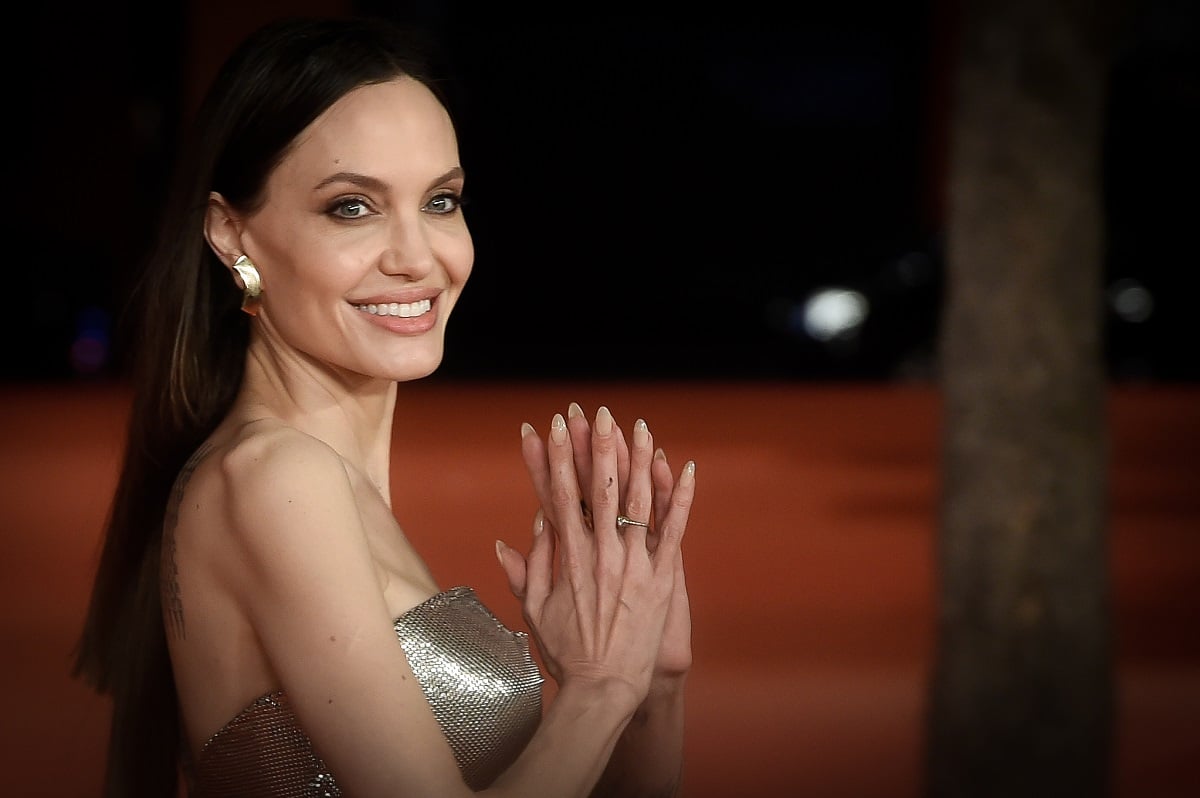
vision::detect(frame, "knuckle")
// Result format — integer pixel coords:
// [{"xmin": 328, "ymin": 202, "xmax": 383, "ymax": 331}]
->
[
  {"xmin": 594, "ymin": 482, "xmax": 616, "ymax": 508},
  {"xmin": 550, "ymin": 484, "xmax": 575, "ymax": 510},
  {"xmin": 624, "ymin": 494, "xmax": 650, "ymax": 519}
]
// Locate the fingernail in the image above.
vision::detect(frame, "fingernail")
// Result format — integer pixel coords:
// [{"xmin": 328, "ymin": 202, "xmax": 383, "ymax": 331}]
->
[
  {"xmin": 520, "ymin": 422, "xmax": 536, "ymax": 439},
  {"xmin": 634, "ymin": 418, "xmax": 648, "ymax": 448},
  {"xmin": 681, "ymin": 460, "xmax": 696, "ymax": 486},
  {"xmin": 495, "ymin": 539, "xmax": 508, "ymax": 565},
  {"xmin": 568, "ymin": 401, "xmax": 584, "ymax": 420},
  {"xmin": 534, "ymin": 509, "xmax": 545, "ymax": 536},
  {"xmin": 595, "ymin": 405, "xmax": 613, "ymax": 435},
  {"xmin": 551, "ymin": 413, "xmax": 566, "ymax": 443},
  {"xmin": 654, "ymin": 447, "xmax": 667, "ymax": 462}
]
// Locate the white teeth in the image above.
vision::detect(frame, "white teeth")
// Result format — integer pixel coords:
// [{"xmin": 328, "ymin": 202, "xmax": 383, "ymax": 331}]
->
[{"xmin": 356, "ymin": 298, "xmax": 432, "ymax": 318}]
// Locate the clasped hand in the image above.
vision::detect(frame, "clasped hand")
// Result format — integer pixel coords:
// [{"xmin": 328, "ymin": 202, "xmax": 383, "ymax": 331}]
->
[{"xmin": 496, "ymin": 404, "xmax": 695, "ymax": 706}]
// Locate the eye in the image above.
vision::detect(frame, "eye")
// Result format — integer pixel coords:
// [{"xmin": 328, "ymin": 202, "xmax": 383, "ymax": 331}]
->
[
  {"xmin": 327, "ymin": 196, "xmax": 374, "ymax": 219},
  {"xmin": 423, "ymin": 192, "xmax": 465, "ymax": 215}
]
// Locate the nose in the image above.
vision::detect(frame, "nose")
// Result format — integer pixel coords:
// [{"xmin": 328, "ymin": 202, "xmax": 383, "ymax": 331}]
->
[{"xmin": 379, "ymin": 214, "xmax": 436, "ymax": 279}]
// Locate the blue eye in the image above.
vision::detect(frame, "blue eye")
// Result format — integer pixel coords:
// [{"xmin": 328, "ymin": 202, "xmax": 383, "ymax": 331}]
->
[
  {"xmin": 424, "ymin": 193, "xmax": 464, "ymax": 215},
  {"xmin": 329, "ymin": 197, "xmax": 372, "ymax": 219}
]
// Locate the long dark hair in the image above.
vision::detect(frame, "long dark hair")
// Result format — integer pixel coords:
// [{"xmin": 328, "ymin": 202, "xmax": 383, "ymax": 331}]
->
[{"xmin": 73, "ymin": 17, "xmax": 446, "ymax": 797}]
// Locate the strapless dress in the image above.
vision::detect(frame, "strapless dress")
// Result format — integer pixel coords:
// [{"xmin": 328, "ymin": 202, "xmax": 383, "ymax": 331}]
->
[{"xmin": 186, "ymin": 586, "xmax": 544, "ymax": 796}]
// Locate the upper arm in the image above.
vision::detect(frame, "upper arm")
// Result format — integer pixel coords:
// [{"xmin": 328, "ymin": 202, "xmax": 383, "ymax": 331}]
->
[{"xmin": 220, "ymin": 429, "xmax": 471, "ymax": 797}]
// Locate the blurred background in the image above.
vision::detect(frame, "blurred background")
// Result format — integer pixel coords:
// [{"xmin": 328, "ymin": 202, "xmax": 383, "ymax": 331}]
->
[
  {"xmin": 5, "ymin": 0, "xmax": 1197, "ymax": 384},
  {"xmin": 1, "ymin": 2, "xmax": 1198, "ymax": 797}
]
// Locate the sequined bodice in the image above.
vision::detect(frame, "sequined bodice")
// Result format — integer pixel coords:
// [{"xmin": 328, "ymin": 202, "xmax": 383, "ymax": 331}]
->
[{"xmin": 187, "ymin": 586, "xmax": 543, "ymax": 796}]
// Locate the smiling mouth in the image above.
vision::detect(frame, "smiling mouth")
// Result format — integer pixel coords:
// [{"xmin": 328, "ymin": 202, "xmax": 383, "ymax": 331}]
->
[{"xmin": 354, "ymin": 299, "xmax": 432, "ymax": 318}]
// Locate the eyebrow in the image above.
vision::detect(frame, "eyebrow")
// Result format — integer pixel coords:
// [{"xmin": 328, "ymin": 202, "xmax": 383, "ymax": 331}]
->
[{"xmin": 312, "ymin": 167, "xmax": 465, "ymax": 194}]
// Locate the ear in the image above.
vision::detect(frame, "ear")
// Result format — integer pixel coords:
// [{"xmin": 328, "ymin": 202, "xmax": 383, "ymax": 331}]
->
[{"xmin": 204, "ymin": 191, "xmax": 245, "ymax": 266}]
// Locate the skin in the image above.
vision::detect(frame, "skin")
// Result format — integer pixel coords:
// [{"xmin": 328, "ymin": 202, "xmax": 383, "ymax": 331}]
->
[
  {"xmin": 503, "ymin": 407, "xmax": 693, "ymax": 796},
  {"xmin": 165, "ymin": 76, "xmax": 696, "ymax": 797}
]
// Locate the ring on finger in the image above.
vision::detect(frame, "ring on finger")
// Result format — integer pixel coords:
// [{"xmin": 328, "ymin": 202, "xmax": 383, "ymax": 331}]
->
[{"xmin": 616, "ymin": 514, "xmax": 650, "ymax": 529}]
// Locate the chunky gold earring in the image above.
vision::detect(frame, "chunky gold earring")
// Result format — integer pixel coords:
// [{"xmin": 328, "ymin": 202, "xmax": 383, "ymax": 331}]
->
[{"xmin": 231, "ymin": 255, "xmax": 262, "ymax": 316}]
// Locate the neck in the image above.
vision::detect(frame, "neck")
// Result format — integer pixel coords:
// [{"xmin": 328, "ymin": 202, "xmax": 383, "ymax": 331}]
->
[{"xmin": 236, "ymin": 344, "xmax": 399, "ymax": 505}]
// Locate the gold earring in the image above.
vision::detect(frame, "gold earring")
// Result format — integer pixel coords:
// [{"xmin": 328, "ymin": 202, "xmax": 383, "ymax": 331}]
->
[{"xmin": 231, "ymin": 255, "xmax": 262, "ymax": 316}]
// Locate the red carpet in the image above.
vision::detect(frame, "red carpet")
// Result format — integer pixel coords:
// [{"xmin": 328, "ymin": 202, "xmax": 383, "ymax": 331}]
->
[{"xmin": 1, "ymin": 380, "xmax": 1196, "ymax": 797}]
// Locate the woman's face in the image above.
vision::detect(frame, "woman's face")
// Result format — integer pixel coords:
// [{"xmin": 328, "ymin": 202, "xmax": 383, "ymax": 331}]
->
[{"xmin": 236, "ymin": 76, "xmax": 473, "ymax": 384}]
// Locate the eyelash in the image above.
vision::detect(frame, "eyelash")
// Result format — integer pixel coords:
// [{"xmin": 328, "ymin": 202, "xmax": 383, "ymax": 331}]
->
[
  {"xmin": 327, "ymin": 197, "xmax": 372, "ymax": 219},
  {"xmin": 324, "ymin": 192, "xmax": 467, "ymax": 220},
  {"xmin": 425, "ymin": 191, "xmax": 466, "ymax": 215}
]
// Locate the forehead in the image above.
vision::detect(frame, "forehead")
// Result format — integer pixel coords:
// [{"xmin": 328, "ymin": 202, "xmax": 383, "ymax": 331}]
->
[{"xmin": 274, "ymin": 76, "xmax": 460, "ymax": 187}]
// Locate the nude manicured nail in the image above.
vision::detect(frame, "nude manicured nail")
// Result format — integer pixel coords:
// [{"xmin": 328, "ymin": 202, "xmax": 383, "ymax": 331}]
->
[
  {"xmin": 494, "ymin": 539, "xmax": 508, "ymax": 566},
  {"xmin": 634, "ymin": 418, "xmax": 648, "ymax": 448},
  {"xmin": 681, "ymin": 460, "xmax": 696, "ymax": 486},
  {"xmin": 654, "ymin": 447, "xmax": 667, "ymax": 462},
  {"xmin": 595, "ymin": 406, "xmax": 613, "ymax": 435},
  {"xmin": 550, "ymin": 413, "xmax": 566, "ymax": 443},
  {"xmin": 568, "ymin": 401, "xmax": 584, "ymax": 420},
  {"xmin": 520, "ymin": 422, "xmax": 535, "ymax": 439}
]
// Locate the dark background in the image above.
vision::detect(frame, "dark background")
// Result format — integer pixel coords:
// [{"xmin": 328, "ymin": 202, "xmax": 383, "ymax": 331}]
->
[{"xmin": 5, "ymin": 0, "xmax": 1197, "ymax": 383}]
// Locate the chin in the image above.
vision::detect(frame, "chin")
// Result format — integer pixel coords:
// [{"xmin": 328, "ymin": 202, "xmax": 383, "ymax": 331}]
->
[{"xmin": 388, "ymin": 349, "xmax": 445, "ymax": 383}]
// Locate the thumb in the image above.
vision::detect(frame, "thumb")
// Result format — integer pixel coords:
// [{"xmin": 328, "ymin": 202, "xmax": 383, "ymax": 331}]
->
[{"xmin": 495, "ymin": 539, "xmax": 528, "ymax": 598}]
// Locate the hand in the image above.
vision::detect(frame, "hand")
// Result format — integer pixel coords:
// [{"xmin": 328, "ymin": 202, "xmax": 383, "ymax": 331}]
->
[
  {"xmin": 562, "ymin": 405, "xmax": 692, "ymax": 682},
  {"xmin": 498, "ymin": 404, "xmax": 695, "ymax": 685}
]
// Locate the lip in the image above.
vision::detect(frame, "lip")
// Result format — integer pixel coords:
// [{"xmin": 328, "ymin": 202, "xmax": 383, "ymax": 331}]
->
[
  {"xmin": 348, "ymin": 287, "xmax": 442, "ymax": 306},
  {"xmin": 349, "ymin": 289, "xmax": 442, "ymax": 335}
]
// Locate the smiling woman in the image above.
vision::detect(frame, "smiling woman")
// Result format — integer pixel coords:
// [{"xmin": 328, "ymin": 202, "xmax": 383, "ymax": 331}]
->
[
  {"xmin": 72, "ymin": 16, "xmax": 697, "ymax": 798},
  {"xmin": 203, "ymin": 76, "xmax": 473, "ymax": 382}
]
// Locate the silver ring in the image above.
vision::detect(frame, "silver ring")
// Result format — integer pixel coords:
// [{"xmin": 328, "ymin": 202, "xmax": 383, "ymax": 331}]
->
[{"xmin": 616, "ymin": 515, "xmax": 649, "ymax": 529}]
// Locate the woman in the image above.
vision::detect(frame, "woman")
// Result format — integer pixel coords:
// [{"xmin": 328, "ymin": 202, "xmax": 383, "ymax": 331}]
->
[{"xmin": 74, "ymin": 16, "xmax": 696, "ymax": 798}]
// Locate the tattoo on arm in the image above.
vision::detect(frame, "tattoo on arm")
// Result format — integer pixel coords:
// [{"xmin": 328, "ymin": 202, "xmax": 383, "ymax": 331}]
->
[{"xmin": 161, "ymin": 442, "xmax": 214, "ymax": 641}]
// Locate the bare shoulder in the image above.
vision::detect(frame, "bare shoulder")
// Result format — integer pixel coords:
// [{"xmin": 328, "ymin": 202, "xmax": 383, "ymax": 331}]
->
[
  {"xmin": 221, "ymin": 419, "xmax": 349, "ymax": 490},
  {"xmin": 216, "ymin": 419, "xmax": 359, "ymax": 544},
  {"xmin": 164, "ymin": 420, "xmax": 361, "ymax": 570}
]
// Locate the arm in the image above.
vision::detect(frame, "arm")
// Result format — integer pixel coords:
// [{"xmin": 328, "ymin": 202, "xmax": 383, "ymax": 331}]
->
[
  {"xmin": 589, "ymin": 677, "xmax": 687, "ymax": 798},
  {"xmin": 221, "ymin": 428, "xmax": 478, "ymax": 796},
  {"xmin": 224, "ymin": 423, "xmax": 692, "ymax": 798},
  {"xmin": 499, "ymin": 406, "xmax": 696, "ymax": 798}
]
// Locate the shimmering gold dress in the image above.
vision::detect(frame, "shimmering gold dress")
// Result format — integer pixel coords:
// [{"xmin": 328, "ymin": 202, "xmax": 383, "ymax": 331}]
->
[{"xmin": 186, "ymin": 587, "xmax": 544, "ymax": 797}]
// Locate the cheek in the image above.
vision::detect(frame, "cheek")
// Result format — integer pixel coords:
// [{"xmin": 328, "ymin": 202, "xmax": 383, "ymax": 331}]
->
[
  {"xmin": 438, "ymin": 239, "xmax": 473, "ymax": 320},
  {"xmin": 268, "ymin": 261, "xmax": 344, "ymax": 305},
  {"xmin": 444, "ymin": 235, "xmax": 474, "ymax": 286}
]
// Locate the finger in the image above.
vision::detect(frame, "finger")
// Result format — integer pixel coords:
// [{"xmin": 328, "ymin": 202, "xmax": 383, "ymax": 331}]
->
[
  {"xmin": 648, "ymin": 447, "xmax": 673, "ymax": 553},
  {"xmin": 626, "ymin": 419, "xmax": 654, "ymax": 512},
  {"xmin": 523, "ymin": 510, "xmax": 553, "ymax": 612},
  {"xmin": 590, "ymin": 406, "xmax": 623, "ymax": 623},
  {"xmin": 654, "ymin": 460, "xmax": 697, "ymax": 566},
  {"xmin": 547, "ymin": 413, "xmax": 586, "ymax": 553},
  {"xmin": 565, "ymin": 403, "xmax": 595, "ymax": 531},
  {"xmin": 567, "ymin": 402, "xmax": 593, "ymax": 495},
  {"xmin": 565, "ymin": 404, "xmax": 631, "ymax": 531},
  {"xmin": 495, "ymin": 538, "xmax": 527, "ymax": 598},
  {"xmin": 614, "ymin": 420, "xmax": 631, "ymax": 510},
  {"xmin": 621, "ymin": 418, "xmax": 655, "ymax": 552},
  {"xmin": 570, "ymin": 401, "xmax": 629, "ymax": 493},
  {"xmin": 546, "ymin": 412, "xmax": 597, "ymax": 644},
  {"xmin": 590, "ymin": 406, "xmax": 621, "ymax": 535},
  {"xmin": 520, "ymin": 422, "xmax": 554, "ymax": 514}
]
